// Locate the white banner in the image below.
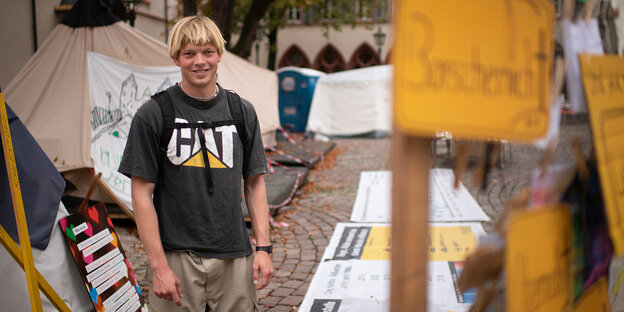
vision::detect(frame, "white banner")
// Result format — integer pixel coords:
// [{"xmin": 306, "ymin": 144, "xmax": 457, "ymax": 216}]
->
[
  {"xmin": 351, "ymin": 169, "xmax": 490, "ymax": 222},
  {"xmin": 88, "ymin": 52, "xmax": 181, "ymax": 211}
]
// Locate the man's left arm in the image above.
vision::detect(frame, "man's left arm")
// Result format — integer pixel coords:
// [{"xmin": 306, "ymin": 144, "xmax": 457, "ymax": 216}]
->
[{"xmin": 244, "ymin": 174, "xmax": 274, "ymax": 290}]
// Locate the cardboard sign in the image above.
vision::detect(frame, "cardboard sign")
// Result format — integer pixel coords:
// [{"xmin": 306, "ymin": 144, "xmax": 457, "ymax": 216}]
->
[
  {"xmin": 579, "ymin": 54, "xmax": 624, "ymax": 256},
  {"xmin": 572, "ymin": 277, "xmax": 610, "ymax": 312},
  {"xmin": 59, "ymin": 203, "xmax": 147, "ymax": 312},
  {"xmin": 506, "ymin": 205, "xmax": 571, "ymax": 312},
  {"xmin": 393, "ymin": 0, "xmax": 553, "ymax": 141}
]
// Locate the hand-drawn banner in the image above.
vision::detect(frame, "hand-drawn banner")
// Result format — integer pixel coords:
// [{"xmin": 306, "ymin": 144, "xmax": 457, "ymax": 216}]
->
[
  {"xmin": 394, "ymin": 0, "xmax": 554, "ymax": 141},
  {"xmin": 87, "ymin": 52, "xmax": 180, "ymax": 212}
]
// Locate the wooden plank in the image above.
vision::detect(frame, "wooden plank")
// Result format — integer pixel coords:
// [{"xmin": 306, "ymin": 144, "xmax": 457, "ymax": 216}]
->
[
  {"xmin": 78, "ymin": 172, "xmax": 102, "ymax": 212},
  {"xmin": 0, "ymin": 226, "xmax": 71, "ymax": 312},
  {"xmin": 391, "ymin": 132, "xmax": 431, "ymax": 311},
  {"xmin": 95, "ymin": 175, "xmax": 136, "ymax": 222},
  {"xmin": 0, "ymin": 91, "xmax": 43, "ymax": 311}
]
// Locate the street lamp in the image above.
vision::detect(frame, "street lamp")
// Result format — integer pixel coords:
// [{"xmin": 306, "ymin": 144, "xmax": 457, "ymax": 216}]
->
[
  {"xmin": 255, "ymin": 25, "xmax": 264, "ymax": 66},
  {"xmin": 121, "ymin": 0, "xmax": 140, "ymax": 27},
  {"xmin": 373, "ymin": 26, "xmax": 386, "ymax": 62}
]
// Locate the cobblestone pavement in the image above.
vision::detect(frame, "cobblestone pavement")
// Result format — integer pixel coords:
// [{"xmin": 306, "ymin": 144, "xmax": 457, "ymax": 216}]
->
[{"xmin": 114, "ymin": 114, "xmax": 592, "ymax": 311}]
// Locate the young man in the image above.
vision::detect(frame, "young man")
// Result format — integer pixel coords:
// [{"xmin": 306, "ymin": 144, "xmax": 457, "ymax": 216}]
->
[{"xmin": 118, "ymin": 16, "xmax": 273, "ymax": 311}]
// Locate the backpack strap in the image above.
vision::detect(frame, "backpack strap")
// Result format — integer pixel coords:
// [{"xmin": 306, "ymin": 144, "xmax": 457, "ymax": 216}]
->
[
  {"xmin": 152, "ymin": 90, "xmax": 175, "ymax": 157},
  {"xmin": 225, "ymin": 89, "xmax": 247, "ymax": 144},
  {"xmin": 225, "ymin": 89, "xmax": 254, "ymax": 172}
]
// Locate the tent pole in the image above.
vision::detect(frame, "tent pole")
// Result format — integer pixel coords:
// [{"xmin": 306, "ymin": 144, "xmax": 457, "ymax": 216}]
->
[
  {"xmin": 31, "ymin": 0, "xmax": 38, "ymax": 52},
  {"xmin": 0, "ymin": 91, "xmax": 42, "ymax": 311}
]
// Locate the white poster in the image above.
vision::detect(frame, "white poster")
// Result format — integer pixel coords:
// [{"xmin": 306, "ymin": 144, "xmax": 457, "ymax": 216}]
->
[
  {"xmin": 88, "ymin": 52, "xmax": 181, "ymax": 211},
  {"xmin": 298, "ymin": 260, "xmax": 390, "ymax": 312},
  {"xmin": 299, "ymin": 259, "xmax": 475, "ymax": 312},
  {"xmin": 351, "ymin": 170, "xmax": 490, "ymax": 223}
]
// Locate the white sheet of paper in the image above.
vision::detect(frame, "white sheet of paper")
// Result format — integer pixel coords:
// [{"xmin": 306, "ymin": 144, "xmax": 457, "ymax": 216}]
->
[
  {"xmin": 561, "ymin": 19, "xmax": 604, "ymax": 112},
  {"xmin": 351, "ymin": 169, "xmax": 490, "ymax": 222}
]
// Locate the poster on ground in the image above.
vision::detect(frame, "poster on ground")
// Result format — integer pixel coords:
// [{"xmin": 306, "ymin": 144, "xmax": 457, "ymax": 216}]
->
[
  {"xmin": 351, "ymin": 169, "xmax": 490, "ymax": 223},
  {"xmin": 87, "ymin": 52, "xmax": 180, "ymax": 212},
  {"xmin": 59, "ymin": 203, "xmax": 147, "ymax": 312},
  {"xmin": 298, "ymin": 259, "xmax": 475, "ymax": 312},
  {"xmin": 322, "ymin": 222, "xmax": 485, "ymax": 262}
]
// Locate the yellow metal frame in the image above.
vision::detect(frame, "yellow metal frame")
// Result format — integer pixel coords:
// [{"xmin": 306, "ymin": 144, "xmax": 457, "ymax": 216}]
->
[{"xmin": 0, "ymin": 91, "xmax": 71, "ymax": 311}]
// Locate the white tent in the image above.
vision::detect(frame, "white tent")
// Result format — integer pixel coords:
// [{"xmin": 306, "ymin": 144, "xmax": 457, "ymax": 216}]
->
[
  {"xmin": 6, "ymin": 2, "xmax": 279, "ymax": 214},
  {"xmin": 306, "ymin": 65, "xmax": 392, "ymax": 137}
]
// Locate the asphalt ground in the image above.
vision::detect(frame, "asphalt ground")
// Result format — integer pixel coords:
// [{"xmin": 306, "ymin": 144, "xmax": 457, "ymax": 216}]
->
[{"xmin": 114, "ymin": 113, "xmax": 592, "ymax": 311}]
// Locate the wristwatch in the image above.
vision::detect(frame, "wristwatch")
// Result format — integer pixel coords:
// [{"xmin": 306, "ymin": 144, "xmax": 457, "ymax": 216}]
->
[{"xmin": 255, "ymin": 245, "xmax": 273, "ymax": 254}]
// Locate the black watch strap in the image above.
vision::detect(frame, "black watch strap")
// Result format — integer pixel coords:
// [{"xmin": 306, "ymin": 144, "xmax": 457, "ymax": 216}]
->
[{"xmin": 255, "ymin": 245, "xmax": 273, "ymax": 254}]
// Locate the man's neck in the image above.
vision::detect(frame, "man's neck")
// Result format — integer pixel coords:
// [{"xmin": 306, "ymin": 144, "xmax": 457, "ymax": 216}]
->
[{"xmin": 180, "ymin": 82, "xmax": 218, "ymax": 99}]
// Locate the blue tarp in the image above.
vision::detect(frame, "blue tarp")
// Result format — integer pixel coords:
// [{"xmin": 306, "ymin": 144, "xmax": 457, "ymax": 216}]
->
[{"xmin": 0, "ymin": 102, "xmax": 65, "ymax": 250}]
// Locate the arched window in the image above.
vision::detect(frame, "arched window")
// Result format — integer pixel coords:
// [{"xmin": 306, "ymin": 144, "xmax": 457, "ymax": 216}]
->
[
  {"xmin": 313, "ymin": 44, "xmax": 346, "ymax": 73},
  {"xmin": 278, "ymin": 45, "xmax": 311, "ymax": 68},
  {"xmin": 348, "ymin": 43, "xmax": 381, "ymax": 69}
]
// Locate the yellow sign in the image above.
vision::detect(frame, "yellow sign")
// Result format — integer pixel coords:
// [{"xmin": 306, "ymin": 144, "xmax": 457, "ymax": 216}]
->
[
  {"xmin": 361, "ymin": 226, "xmax": 391, "ymax": 260},
  {"xmin": 506, "ymin": 205, "xmax": 571, "ymax": 312},
  {"xmin": 428, "ymin": 225, "xmax": 478, "ymax": 262},
  {"xmin": 355, "ymin": 225, "xmax": 479, "ymax": 261},
  {"xmin": 393, "ymin": 1, "xmax": 554, "ymax": 141},
  {"xmin": 572, "ymin": 277, "xmax": 610, "ymax": 312},
  {"xmin": 580, "ymin": 54, "xmax": 624, "ymax": 256}
]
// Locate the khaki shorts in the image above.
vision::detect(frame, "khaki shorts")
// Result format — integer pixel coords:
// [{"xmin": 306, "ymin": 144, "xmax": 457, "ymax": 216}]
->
[{"xmin": 147, "ymin": 251, "xmax": 257, "ymax": 312}]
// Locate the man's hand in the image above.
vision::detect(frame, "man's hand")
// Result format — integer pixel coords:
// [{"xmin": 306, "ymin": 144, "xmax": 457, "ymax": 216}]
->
[
  {"xmin": 152, "ymin": 266, "xmax": 183, "ymax": 306},
  {"xmin": 253, "ymin": 251, "xmax": 274, "ymax": 290}
]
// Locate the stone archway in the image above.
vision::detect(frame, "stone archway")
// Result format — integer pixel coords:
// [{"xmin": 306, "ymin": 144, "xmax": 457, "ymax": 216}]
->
[
  {"xmin": 312, "ymin": 44, "xmax": 346, "ymax": 73},
  {"xmin": 278, "ymin": 45, "xmax": 311, "ymax": 68},
  {"xmin": 348, "ymin": 43, "xmax": 381, "ymax": 69}
]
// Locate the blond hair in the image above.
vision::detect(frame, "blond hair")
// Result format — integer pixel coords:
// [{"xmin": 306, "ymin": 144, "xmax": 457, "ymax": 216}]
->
[{"xmin": 168, "ymin": 16, "xmax": 226, "ymax": 58}]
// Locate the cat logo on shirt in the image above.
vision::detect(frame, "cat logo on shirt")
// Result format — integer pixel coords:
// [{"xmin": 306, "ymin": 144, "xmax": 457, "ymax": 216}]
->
[{"xmin": 166, "ymin": 118, "xmax": 236, "ymax": 169}]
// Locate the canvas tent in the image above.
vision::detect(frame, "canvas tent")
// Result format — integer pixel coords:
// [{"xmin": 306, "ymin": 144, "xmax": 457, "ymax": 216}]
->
[
  {"xmin": 305, "ymin": 65, "xmax": 392, "ymax": 137},
  {"xmin": 6, "ymin": 0, "xmax": 279, "ymax": 215}
]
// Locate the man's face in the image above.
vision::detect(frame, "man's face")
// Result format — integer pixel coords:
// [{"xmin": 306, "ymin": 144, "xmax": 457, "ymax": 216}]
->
[{"xmin": 173, "ymin": 42, "xmax": 221, "ymax": 93}]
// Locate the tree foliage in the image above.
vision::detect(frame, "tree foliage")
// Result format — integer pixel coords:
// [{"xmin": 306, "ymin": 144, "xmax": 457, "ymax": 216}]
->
[{"xmin": 186, "ymin": 0, "xmax": 389, "ymax": 63}]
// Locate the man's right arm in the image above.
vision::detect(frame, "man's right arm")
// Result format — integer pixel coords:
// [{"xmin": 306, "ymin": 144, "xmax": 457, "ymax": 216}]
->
[{"xmin": 131, "ymin": 176, "xmax": 183, "ymax": 306}]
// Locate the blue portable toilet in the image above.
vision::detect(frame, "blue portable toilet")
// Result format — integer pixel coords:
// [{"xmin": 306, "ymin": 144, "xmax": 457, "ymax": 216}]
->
[{"xmin": 276, "ymin": 67, "xmax": 325, "ymax": 132}]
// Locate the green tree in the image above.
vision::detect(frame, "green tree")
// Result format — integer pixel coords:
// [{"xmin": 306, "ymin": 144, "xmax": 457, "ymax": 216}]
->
[{"xmin": 186, "ymin": 0, "xmax": 389, "ymax": 65}]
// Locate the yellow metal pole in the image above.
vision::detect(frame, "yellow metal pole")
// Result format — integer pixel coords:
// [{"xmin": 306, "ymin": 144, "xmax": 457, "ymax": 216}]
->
[
  {"xmin": 0, "ymin": 91, "xmax": 43, "ymax": 311},
  {"xmin": 0, "ymin": 225, "xmax": 71, "ymax": 312}
]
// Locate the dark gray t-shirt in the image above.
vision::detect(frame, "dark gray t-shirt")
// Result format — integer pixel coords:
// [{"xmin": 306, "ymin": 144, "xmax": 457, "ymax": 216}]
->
[{"xmin": 118, "ymin": 84, "xmax": 267, "ymax": 258}]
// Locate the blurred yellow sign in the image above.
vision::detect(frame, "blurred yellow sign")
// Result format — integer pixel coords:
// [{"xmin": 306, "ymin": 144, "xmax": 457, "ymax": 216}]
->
[
  {"xmin": 580, "ymin": 54, "xmax": 624, "ymax": 256},
  {"xmin": 506, "ymin": 205, "xmax": 571, "ymax": 312},
  {"xmin": 393, "ymin": 1, "xmax": 554, "ymax": 141},
  {"xmin": 572, "ymin": 277, "xmax": 610, "ymax": 312}
]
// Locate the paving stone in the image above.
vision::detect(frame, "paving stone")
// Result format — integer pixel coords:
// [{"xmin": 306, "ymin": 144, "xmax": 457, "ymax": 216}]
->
[
  {"xmin": 271, "ymin": 287, "xmax": 295, "ymax": 297},
  {"xmin": 279, "ymin": 295, "xmax": 304, "ymax": 306},
  {"xmin": 282, "ymin": 280, "xmax": 305, "ymax": 289}
]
